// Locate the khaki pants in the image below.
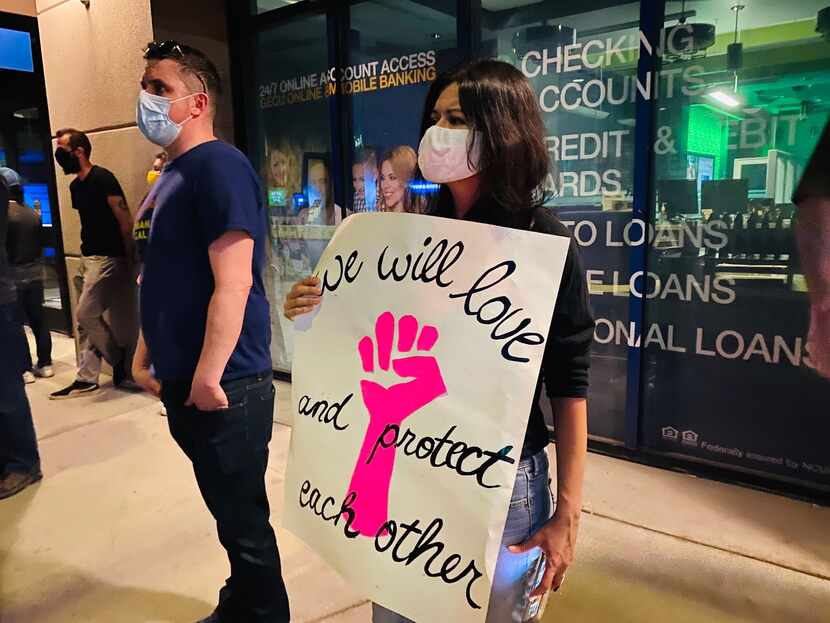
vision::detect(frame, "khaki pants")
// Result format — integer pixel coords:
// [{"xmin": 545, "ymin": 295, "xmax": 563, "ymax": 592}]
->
[{"xmin": 73, "ymin": 256, "xmax": 133, "ymax": 384}]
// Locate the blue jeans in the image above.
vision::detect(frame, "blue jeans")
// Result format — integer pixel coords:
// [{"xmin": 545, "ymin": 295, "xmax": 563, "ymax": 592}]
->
[
  {"xmin": 0, "ymin": 302, "xmax": 40, "ymax": 475},
  {"xmin": 373, "ymin": 449, "xmax": 553, "ymax": 623}
]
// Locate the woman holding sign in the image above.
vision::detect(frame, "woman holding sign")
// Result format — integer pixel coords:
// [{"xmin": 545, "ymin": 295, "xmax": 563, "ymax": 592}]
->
[{"xmin": 285, "ymin": 59, "xmax": 594, "ymax": 622}]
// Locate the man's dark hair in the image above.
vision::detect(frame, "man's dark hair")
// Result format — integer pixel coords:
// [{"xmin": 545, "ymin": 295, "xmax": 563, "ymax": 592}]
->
[
  {"xmin": 144, "ymin": 41, "xmax": 222, "ymax": 106},
  {"xmin": 56, "ymin": 128, "xmax": 92, "ymax": 158}
]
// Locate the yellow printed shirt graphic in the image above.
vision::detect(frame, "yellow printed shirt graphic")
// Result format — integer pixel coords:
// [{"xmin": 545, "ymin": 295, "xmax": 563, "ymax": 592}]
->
[{"xmin": 133, "ymin": 198, "xmax": 155, "ymax": 264}]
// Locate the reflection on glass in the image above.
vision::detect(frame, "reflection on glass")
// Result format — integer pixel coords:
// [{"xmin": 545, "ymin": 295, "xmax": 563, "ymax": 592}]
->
[
  {"xmin": 347, "ymin": 0, "xmax": 460, "ymax": 219},
  {"xmin": 352, "ymin": 147, "xmax": 378, "ymax": 212},
  {"xmin": 301, "ymin": 156, "xmax": 342, "ymax": 225},
  {"xmin": 265, "ymin": 141, "xmax": 301, "ymax": 219},
  {"xmin": 479, "ymin": 1, "xmax": 642, "ymax": 442},
  {"xmin": 250, "ymin": 1, "xmax": 460, "ymax": 372},
  {"xmin": 641, "ymin": 1, "xmax": 830, "ymax": 488},
  {"xmin": 252, "ymin": 14, "xmax": 336, "ymax": 372},
  {"xmin": 378, "ymin": 145, "xmax": 421, "ymax": 213}
]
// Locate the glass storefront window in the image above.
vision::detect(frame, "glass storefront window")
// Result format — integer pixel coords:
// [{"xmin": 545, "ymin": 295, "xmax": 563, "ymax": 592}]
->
[
  {"xmin": 252, "ymin": 13, "xmax": 335, "ymax": 372},
  {"xmin": 482, "ymin": 1, "xmax": 642, "ymax": 443},
  {"xmin": 255, "ymin": 1, "xmax": 460, "ymax": 373},
  {"xmin": 239, "ymin": 0, "xmax": 830, "ymax": 495},
  {"xmin": 643, "ymin": 2, "xmax": 830, "ymax": 489}
]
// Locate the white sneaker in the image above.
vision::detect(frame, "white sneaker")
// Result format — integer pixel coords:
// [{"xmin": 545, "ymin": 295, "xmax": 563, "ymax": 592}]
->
[
  {"xmin": 33, "ymin": 365, "xmax": 54, "ymax": 378},
  {"xmin": 23, "ymin": 371, "xmax": 36, "ymax": 384}
]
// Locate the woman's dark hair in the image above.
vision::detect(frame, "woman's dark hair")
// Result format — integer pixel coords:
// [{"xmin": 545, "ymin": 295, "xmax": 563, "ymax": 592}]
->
[{"xmin": 419, "ymin": 59, "xmax": 550, "ymax": 224}]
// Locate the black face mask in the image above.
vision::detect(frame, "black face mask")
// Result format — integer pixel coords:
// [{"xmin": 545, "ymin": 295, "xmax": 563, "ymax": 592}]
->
[{"xmin": 55, "ymin": 147, "xmax": 81, "ymax": 174}]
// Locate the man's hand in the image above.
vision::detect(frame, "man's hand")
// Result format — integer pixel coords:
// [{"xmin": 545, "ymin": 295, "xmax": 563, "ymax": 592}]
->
[
  {"xmin": 186, "ymin": 376, "xmax": 229, "ymax": 411},
  {"xmin": 132, "ymin": 330, "xmax": 160, "ymax": 397},
  {"xmin": 284, "ymin": 275, "xmax": 322, "ymax": 320},
  {"xmin": 509, "ymin": 509, "xmax": 580, "ymax": 597},
  {"xmin": 132, "ymin": 363, "xmax": 161, "ymax": 397}
]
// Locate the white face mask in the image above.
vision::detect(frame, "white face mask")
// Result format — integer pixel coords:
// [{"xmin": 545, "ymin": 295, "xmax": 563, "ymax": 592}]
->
[
  {"xmin": 136, "ymin": 90, "xmax": 196, "ymax": 147},
  {"xmin": 417, "ymin": 125, "xmax": 481, "ymax": 184}
]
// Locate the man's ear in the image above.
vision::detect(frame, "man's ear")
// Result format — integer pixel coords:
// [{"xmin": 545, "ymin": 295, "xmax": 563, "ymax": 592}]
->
[{"xmin": 192, "ymin": 92, "xmax": 210, "ymax": 118}]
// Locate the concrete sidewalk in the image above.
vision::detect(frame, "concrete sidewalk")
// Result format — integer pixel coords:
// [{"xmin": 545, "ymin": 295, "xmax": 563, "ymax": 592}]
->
[{"xmin": 1, "ymin": 333, "xmax": 828, "ymax": 622}]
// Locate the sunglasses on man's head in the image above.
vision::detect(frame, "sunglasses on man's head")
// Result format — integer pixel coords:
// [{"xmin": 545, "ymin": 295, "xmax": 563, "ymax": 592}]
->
[
  {"xmin": 143, "ymin": 40, "xmax": 185, "ymax": 60},
  {"xmin": 143, "ymin": 40, "xmax": 208, "ymax": 94}
]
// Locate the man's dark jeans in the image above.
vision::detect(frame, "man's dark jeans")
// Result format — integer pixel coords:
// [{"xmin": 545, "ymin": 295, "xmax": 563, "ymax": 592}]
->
[
  {"xmin": 0, "ymin": 302, "xmax": 40, "ymax": 475},
  {"xmin": 162, "ymin": 372, "xmax": 290, "ymax": 623},
  {"xmin": 16, "ymin": 279, "xmax": 52, "ymax": 369}
]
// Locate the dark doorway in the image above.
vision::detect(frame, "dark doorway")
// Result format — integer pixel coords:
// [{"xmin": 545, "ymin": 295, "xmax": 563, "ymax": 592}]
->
[{"xmin": 0, "ymin": 10, "xmax": 71, "ymax": 334}]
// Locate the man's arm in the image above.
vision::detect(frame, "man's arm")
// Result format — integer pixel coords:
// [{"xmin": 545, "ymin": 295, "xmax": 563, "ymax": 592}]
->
[
  {"xmin": 187, "ymin": 230, "xmax": 254, "ymax": 410},
  {"xmin": 132, "ymin": 329, "xmax": 160, "ymax": 396},
  {"xmin": 107, "ymin": 195, "xmax": 135, "ymax": 261}
]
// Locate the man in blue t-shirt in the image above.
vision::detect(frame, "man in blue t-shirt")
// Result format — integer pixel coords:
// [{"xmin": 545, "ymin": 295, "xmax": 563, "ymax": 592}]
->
[{"xmin": 132, "ymin": 42, "xmax": 289, "ymax": 623}]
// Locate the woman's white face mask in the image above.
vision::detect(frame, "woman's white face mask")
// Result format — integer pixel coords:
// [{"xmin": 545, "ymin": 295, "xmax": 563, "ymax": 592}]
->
[{"xmin": 417, "ymin": 125, "xmax": 481, "ymax": 184}]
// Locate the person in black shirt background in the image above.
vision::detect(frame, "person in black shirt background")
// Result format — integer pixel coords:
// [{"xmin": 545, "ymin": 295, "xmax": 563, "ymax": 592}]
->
[
  {"xmin": 285, "ymin": 60, "xmax": 594, "ymax": 622},
  {"xmin": 0, "ymin": 175, "xmax": 42, "ymax": 499},
  {"xmin": 1, "ymin": 167, "xmax": 53, "ymax": 381},
  {"xmin": 50, "ymin": 128, "xmax": 135, "ymax": 400},
  {"xmin": 793, "ymin": 123, "xmax": 830, "ymax": 379}
]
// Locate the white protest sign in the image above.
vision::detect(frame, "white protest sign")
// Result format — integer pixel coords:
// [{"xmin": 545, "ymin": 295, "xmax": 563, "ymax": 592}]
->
[{"xmin": 283, "ymin": 212, "xmax": 569, "ymax": 622}]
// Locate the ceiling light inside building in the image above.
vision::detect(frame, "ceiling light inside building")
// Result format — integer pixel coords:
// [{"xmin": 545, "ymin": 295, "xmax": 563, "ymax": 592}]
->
[
  {"xmin": 13, "ymin": 107, "xmax": 39, "ymax": 119},
  {"xmin": 706, "ymin": 90, "xmax": 741, "ymax": 108}
]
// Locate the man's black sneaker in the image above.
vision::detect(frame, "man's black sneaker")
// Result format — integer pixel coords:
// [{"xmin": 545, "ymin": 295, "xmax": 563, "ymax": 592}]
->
[
  {"xmin": 113, "ymin": 358, "xmax": 128, "ymax": 387},
  {"xmin": 0, "ymin": 470, "xmax": 43, "ymax": 500},
  {"xmin": 49, "ymin": 381, "xmax": 99, "ymax": 400}
]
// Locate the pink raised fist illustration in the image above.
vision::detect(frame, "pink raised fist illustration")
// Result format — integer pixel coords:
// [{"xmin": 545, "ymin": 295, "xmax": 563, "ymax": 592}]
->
[{"xmin": 346, "ymin": 311, "xmax": 447, "ymax": 536}]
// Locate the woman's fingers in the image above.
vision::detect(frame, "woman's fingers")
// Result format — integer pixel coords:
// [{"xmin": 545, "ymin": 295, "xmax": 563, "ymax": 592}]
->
[
  {"xmin": 284, "ymin": 305, "xmax": 317, "ymax": 320},
  {"xmin": 286, "ymin": 297, "xmax": 321, "ymax": 315},
  {"xmin": 290, "ymin": 286, "xmax": 322, "ymax": 299},
  {"xmin": 289, "ymin": 277, "xmax": 322, "ymax": 299},
  {"xmin": 551, "ymin": 566, "xmax": 567, "ymax": 592},
  {"xmin": 284, "ymin": 276, "xmax": 323, "ymax": 320}
]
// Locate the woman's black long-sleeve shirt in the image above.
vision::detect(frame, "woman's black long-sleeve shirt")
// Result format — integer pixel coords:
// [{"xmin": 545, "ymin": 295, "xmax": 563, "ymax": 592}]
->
[{"xmin": 431, "ymin": 194, "xmax": 596, "ymax": 458}]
